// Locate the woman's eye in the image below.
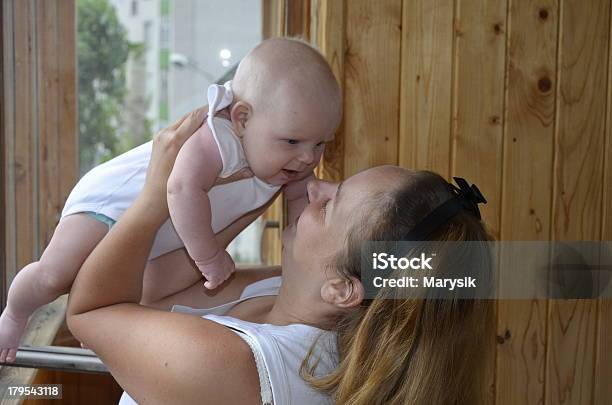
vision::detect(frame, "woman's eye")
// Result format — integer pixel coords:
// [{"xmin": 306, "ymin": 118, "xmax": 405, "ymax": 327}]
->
[
  {"xmin": 286, "ymin": 139, "xmax": 299, "ymax": 145},
  {"xmin": 316, "ymin": 141, "xmax": 325, "ymax": 148}
]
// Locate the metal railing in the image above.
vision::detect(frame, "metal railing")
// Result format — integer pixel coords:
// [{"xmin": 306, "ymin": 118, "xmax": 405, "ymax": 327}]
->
[{"xmin": 0, "ymin": 345, "xmax": 108, "ymax": 374}]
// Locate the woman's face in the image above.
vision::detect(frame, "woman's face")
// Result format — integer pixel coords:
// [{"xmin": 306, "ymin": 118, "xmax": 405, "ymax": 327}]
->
[{"xmin": 282, "ymin": 165, "xmax": 408, "ymax": 283}]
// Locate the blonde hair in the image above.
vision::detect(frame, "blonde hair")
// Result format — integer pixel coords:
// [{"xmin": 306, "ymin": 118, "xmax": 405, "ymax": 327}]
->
[{"xmin": 302, "ymin": 170, "xmax": 495, "ymax": 405}]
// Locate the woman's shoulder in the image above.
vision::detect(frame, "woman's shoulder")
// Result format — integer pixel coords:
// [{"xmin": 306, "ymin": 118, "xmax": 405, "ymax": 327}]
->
[
  {"xmin": 83, "ymin": 304, "xmax": 263, "ymax": 405},
  {"xmin": 177, "ymin": 318, "xmax": 262, "ymax": 403},
  {"xmin": 206, "ymin": 315, "xmax": 337, "ymax": 404}
]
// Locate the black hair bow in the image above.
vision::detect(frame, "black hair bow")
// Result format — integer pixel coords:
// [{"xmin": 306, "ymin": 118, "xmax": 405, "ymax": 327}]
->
[
  {"xmin": 450, "ymin": 177, "xmax": 487, "ymax": 220},
  {"xmin": 402, "ymin": 177, "xmax": 487, "ymax": 241}
]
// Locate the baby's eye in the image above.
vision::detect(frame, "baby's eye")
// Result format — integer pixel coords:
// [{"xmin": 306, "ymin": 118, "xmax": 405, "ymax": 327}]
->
[{"xmin": 286, "ymin": 139, "xmax": 299, "ymax": 145}]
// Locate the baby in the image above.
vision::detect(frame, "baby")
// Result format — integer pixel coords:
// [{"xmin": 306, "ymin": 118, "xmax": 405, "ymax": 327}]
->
[{"xmin": 0, "ymin": 38, "xmax": 342, "ymax": 363}]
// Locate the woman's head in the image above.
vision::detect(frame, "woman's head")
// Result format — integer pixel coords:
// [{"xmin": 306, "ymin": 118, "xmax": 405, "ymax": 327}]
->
[
  {"xmin": 281, "ymin": 166, "xmax": 408, "ymax": 313},
  {"xmin": 289, "ymin": 165, "xmax": 494, "ymax": 405}
]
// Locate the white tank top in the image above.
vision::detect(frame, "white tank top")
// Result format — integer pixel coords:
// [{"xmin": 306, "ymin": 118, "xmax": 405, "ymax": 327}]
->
[
  {"xmin": 61, "ymin": 81, "xmax": 281, "ymax": 259},
  {"xmin": 117, "ymin": 276, "xmax": 337, "ymax": 405}
]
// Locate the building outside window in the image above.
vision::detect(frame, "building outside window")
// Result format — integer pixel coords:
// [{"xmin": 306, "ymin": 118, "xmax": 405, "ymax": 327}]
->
[{"xmin": 86, "ymin": 0, "xmax": 264, "ymax": 262}]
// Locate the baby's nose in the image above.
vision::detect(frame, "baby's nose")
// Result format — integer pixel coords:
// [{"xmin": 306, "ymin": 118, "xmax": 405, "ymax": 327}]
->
[{"xmin": 298, "ymin": 149, "xmax": 315, "ymax": 165}]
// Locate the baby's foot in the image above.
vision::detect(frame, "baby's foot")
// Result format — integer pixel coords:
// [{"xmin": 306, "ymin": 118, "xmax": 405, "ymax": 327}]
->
[{"xmin": 0, "ymin": 309, "xmax": 27, "ymax": 363}]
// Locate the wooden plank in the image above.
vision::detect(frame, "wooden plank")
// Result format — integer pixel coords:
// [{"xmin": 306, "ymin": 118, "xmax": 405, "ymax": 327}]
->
[
  {"xmin": 399, "ymin": 0, "xmax": 453, "ymax": 177},
  {"xmin": 262, "ymin": 0, "xmax": 285, "ymax": 39},
  {"xmin": 311, "ymin": 0, "xmax": 344, "ymax": 182},
  {"xmin": 285, "ymin": 0, "xmax": 310, "ymax": 40},
  {"xmin": 56, "ymin": 0, "xmax": 77, "ymax": 213},
  {"xmin": 1, "ymin": 0, "xmax": 9, "ymax": 311},
  {"xmin": 452, "ymin": 0, "xmax": 507, "ymax": 238},
  {"xmin": 24, "ymin": 368, "xmax": 123, "ymax": 405},
  {"xmin": 261, "ymin": 0, "xmax": 285, "ymax": 264},
  {"xmin": 343, "ymin": 0, "xmax": 401, "ymax": 176},
  {"xmin": 37, "ymin": 0, "xmax": 60, "ymax": 249},
  {"xmin": 496, "ymin": 1, "xmax": 558, "ymax": 403},
  {"xmin": 260, "ymin": 196, "xmax": 283, "ymax": 265},
  {"xmin": 3, "ymin": 0, "xmax": 17, "ymax": 299},
  {"xmin": 12, "ymin": 0, "xmax": 37, "ymax": 274},
  {"xmin": 546, "ymin": 0, "xmax": 610, "ymax": 404},
  {"xmin": 594, "ymin": 0, "xmax": 612, "ymax": 401},
  {"xmin": 452, "ymin": 1, "xmax": 507, "ymax": 404}
]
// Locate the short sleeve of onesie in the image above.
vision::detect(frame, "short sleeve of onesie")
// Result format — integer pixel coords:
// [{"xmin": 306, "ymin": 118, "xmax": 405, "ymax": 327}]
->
[
  {"xmin": 205, "ymin": 81, "xmax": 248, "ymax": 178},
  {"xmin": 208, "ymin": 117, "xmax": 248, "ymax": 178}
]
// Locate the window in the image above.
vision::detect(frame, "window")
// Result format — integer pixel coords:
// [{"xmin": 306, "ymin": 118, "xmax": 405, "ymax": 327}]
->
[
  {"xmin": 1, "ymin": 2, "xmax": 287, "ymax": 380},
  {"xmin": 83, "ymin": 0, "xmax": 264, "ymax": 263}
]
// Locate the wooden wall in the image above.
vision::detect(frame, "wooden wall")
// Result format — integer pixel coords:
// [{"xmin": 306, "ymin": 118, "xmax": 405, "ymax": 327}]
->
[
  {"xmin": 2, "ymin": 0, "xmax": 78, "ymax": 301},
  {"xmin": 310, "ymin": 0, "xmax": 612, "ymax": 404}
]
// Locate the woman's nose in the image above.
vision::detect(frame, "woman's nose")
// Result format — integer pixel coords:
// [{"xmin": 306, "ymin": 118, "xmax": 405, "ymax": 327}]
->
[{"xmin": 307, "ymin": 179, "xmax": 337, "ymax": 202}]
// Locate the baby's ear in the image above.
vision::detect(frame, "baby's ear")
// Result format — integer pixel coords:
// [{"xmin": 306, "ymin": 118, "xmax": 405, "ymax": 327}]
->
[{"xmin": 230, "ymin": 101, "xmax": 252, "ymax": 136}]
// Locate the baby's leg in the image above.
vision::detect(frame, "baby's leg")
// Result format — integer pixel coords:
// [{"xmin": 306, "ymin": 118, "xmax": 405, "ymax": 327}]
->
[{"xmin": 0, "ymin": 214, "xmax": 108, "ymax": 363}]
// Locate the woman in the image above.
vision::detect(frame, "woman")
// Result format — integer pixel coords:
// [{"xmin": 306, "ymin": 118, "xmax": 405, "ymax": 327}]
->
[{"xmin": 62, "ymin": 108, "xmax": 494, "ymax": 404}]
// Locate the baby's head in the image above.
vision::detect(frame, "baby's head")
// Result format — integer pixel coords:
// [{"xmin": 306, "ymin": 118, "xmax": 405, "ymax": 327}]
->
[{"xmin": 229, "ymin": 38, "xmax": 342, "ymax": 185}]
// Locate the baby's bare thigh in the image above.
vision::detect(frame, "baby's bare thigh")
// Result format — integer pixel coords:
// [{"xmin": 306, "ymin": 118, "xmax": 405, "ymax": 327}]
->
[
  {"xmin": 141, "ymin": 249, "xmax": 202, "ymax": 304},
  {"xmin": 39, "ymin": 214, "xmax": 109, "ymax": 279}
]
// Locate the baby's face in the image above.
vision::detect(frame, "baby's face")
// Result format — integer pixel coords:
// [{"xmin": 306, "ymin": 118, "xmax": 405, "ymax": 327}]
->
[{"xmin": 240, "ymin": 105, "xmax": 335, "ymax": 186}]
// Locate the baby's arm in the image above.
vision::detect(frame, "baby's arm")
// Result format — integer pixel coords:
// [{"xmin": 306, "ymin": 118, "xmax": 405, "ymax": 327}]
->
[
  {"xmin": 167, "ymin": 123, "xmax": 234, "ymax": 289},
  {"xmin": 284, "ymin": 172, "xmax": 315, "ymax": 225}
]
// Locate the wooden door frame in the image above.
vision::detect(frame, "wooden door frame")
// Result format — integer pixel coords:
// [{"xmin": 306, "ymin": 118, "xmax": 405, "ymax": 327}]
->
[{"xmin": 1, "ymin": 0, "xmax": 6, "ymax": 312}]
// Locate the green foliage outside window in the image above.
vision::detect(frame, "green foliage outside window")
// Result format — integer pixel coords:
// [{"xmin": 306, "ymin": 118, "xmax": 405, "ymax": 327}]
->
[{"xmin": 77, "ymin": 0, "xmax": 153, "ymax": 175}]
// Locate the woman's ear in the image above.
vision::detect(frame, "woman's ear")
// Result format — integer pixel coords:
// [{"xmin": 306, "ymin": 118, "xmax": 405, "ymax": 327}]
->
[
  {"xmin": 321, "ymin": 276, "xmax": 364, "ymax": 309},
  {"xmin": 230, "ymin": 101, "xmax": 252, "ymax": 137}
]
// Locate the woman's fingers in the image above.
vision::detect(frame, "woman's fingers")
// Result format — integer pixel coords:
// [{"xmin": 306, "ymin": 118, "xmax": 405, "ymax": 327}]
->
[
  {"xmin": 168, "ymin": 111, "xmax": 192, "ymax": 131},
  {"xmin": 174, "ymin": 106, "xmax": 208, "ymax": 145},
  {"xmin": 168, "ymin": 105, "xmax": 208, "ymax": 131}
]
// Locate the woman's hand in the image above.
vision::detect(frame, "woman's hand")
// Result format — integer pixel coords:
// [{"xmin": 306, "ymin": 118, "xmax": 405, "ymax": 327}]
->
[{"xmin": 139, "ymin": 106, "xmax": 208, "ymax": 219}]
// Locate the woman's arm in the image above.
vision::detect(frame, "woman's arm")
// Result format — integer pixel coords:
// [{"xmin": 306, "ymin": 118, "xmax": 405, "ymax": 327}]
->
[
  {"xmin": 216, "ymin": 188, "xmax": 282, "ymax": 250},
  {"xmin": 66, "ymin": 108, "xmax": 261, "ymax": 404}
]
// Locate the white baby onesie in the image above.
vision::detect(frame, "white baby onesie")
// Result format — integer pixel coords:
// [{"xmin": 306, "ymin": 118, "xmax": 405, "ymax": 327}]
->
[{"xmin": 62, "ymin": 81, "xmax": 281, "ymax": 259}]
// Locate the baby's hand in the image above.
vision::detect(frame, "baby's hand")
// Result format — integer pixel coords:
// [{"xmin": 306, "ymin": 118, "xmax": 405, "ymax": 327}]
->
[{"xmin": 195, "ymin": 250, "xmax": 236, "ymax": 289}]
